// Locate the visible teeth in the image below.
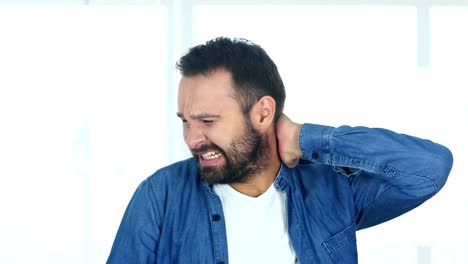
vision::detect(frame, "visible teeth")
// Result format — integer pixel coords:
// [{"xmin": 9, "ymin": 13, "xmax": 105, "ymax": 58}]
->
[{"xmin": 202, "ymin": 151, "xmax": 221, "ymax": 160}]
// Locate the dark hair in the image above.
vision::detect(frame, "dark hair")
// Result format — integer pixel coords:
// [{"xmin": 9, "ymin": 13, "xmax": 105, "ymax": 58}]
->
[{"xmin": 176, "ymin": 37, "xmax": 286, "ymax": 122}]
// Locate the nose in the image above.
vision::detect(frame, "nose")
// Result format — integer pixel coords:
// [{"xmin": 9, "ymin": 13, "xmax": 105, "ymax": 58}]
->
[{"xmin": 185, "ymin": 126, "xmax": 207, "ymax": 150}]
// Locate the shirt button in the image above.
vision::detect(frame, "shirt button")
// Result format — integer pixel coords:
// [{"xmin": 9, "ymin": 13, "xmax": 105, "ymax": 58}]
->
[
  {"xmin": 311, "ymin": 151, "xmax": 319, "ymax": 159},
  {"xmin": 212, "ymin": 214, "xmax": 221, "ymax": 221}
]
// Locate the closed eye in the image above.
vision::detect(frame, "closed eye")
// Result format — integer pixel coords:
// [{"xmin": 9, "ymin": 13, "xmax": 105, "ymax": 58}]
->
[{"xmin": 176, "ymin": 112, "xmax": 187, "ymax": 123}]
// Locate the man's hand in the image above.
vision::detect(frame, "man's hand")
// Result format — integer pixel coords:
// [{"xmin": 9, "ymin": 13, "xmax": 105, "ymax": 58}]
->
[{"xmin": 276, "ymin": 114, "xmax": 303, "ymax": 168}]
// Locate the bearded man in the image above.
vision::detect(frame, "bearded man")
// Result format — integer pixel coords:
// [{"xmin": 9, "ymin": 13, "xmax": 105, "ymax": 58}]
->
[{"xmin": 107, "ymin": 37, "xmax": 453, "ymax": 264}]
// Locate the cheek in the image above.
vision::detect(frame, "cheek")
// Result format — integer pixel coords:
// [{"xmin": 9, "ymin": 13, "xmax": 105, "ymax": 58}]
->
[
  {"xmin": 206, "ymin": 127, "xmax": 236, "ymax": 148},
  {"xmin": 182, "ymin": 125, "xmax": 193, "ymax": 146}
]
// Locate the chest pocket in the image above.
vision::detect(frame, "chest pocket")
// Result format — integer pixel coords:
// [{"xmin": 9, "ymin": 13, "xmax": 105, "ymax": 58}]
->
[{"xmin": 321, "ymin": 223, "xmax": 358, "ymax": 263}]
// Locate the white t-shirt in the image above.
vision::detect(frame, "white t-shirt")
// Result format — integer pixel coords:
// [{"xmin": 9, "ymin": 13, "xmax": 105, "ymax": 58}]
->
[{"xmin": 213, "ymin": 182, "xmax": 297, "ymax": 264}]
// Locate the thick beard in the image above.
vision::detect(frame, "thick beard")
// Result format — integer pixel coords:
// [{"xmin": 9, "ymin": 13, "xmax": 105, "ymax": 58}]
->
[{"xmin": 192, "ymin": 118, "xmax": 270, "ymax": 184}]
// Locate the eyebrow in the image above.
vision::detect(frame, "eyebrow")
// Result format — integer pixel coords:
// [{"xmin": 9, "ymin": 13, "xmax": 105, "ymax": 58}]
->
[{"xmin": 176, "ymin": 112, "xmax": 221, "ymax": 120}]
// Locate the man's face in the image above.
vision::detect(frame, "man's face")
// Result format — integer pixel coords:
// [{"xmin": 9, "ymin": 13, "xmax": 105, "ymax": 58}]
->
[{"xmin": 177, "ymin": 70, "xmax": 270, "ymax": 184}]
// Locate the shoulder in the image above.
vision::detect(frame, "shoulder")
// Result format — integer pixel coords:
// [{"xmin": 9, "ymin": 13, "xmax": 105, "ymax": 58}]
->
[
  {"xmin": 146, "ymin": 158, "xmax": 200, "ymax": 188},
  {"xmin": 146, "ymin": 158, "xmax": 207, "ymax": 219}
]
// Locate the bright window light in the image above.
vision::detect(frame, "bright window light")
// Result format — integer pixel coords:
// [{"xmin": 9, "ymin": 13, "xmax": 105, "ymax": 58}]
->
[
  {"xmin": 194, "ymin": 5, "xmax": 417, "ymax": 127},
  {"xmin": 0, "ymin": 5, "xmax": 167, "ymax": 263},
  {"xmin": 431, "ymin": 7, "xmax": 468, "ymax": 69}
]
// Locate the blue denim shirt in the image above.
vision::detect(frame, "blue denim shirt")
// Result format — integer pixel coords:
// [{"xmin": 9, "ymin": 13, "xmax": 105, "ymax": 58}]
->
[{"xmin": 107, "ymin": 123, "xmax": 453, "ymax": 264}]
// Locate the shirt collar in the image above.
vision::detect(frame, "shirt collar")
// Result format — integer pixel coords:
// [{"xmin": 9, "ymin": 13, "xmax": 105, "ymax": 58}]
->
[{"xmin": 274, "ymin": 163, "xmax": 291, "ymax": 192}]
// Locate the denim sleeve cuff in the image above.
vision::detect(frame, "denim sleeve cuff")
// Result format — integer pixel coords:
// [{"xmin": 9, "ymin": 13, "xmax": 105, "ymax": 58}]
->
[{"xmin": 299, "ymin": 123, "xmax": 334, "ymax": 162}]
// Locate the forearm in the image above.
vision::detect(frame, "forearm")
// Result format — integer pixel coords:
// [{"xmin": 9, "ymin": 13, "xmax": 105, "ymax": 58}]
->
[
  {"xmin": 297, "ymin": 123, "xmax": 453, "ymax": 229},
  {"xmin": 298, "ymin": 123, "xmax": 453, "ymax": 188}
]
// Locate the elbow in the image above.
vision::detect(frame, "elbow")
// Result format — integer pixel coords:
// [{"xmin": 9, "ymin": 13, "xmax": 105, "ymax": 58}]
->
[
  {"xmin": 404, "ymin": 143, "xmax": 453, "ymax": 197},
  {"xmin": 430, "ymin": 144, "xmax": 453, "ymax": 192},
  {"xmin": 438, "ymin": 145, "xmax": 453, "ymax": 189}
]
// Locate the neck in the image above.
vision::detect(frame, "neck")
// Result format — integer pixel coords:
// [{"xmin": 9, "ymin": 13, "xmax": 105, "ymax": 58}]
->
[{"xmin": 229, "ymin": 132, "xmax": 281, "ymax": 197}]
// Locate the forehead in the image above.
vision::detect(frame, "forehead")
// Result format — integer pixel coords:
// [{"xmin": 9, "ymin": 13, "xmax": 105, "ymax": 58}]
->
[{"xmin": 178, "ymin": 70, "xmax": 240, "ymax": 115}]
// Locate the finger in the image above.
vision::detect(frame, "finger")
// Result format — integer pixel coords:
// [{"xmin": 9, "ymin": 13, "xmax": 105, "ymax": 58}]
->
[{"xmin": 284, "ymin": 158, "xmax": 299, "ymax": 168}]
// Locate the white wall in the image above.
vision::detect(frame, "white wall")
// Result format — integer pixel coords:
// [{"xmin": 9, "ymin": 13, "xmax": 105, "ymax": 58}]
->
[{"xmin": 0, "ymin": 1, "xmax": 466, "ymax": 263}]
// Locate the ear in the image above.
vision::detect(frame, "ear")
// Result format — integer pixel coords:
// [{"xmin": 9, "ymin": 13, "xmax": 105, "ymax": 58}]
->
[{"xmin": 250, "ymin": 96, "xmax": 276, "ymax": 131}]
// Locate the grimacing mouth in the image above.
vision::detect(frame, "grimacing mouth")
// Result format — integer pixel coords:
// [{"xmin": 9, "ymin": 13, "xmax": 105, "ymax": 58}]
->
[{"xmin": 201, "ymin": 151, "xmax": 222, "ymax": 160}]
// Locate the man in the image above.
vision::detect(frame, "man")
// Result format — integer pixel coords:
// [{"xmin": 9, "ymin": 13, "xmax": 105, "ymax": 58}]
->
[{"xmin": 107, "ymin": 37, "xmax": 453, "ymax": 264}]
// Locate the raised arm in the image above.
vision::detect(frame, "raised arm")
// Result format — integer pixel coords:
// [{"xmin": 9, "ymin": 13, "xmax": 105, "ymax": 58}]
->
[{"xmin": 276, "ymin": 114, "xmax": 453, "ymax": 229}]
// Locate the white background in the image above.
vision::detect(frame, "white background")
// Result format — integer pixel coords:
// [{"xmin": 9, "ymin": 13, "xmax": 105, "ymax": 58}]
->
[{"xmin": 0, "ymin": 1, "xmax": 466, "ymax": 263}]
